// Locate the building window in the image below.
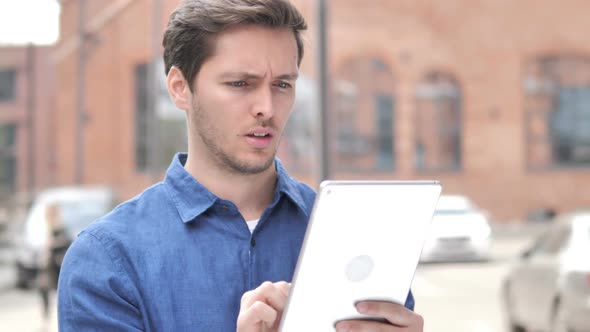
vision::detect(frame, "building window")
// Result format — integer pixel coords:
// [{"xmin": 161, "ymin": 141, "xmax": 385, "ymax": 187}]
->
[
  {"xmin": 375, "ymin": 95, "xmax": 394, "ymax": 170},
  {"xmin": 135, "ymin": 61, "xmax": 187, "ymax": 172},
  {"xmin": 134, "ymin": 64, "xmax": 149, "ymax": 171},
  {"xmin": 334, "ymin": 79, "xmax": 361, "ymax": 157},
  {"xmin": 333, "ymin": 57, "xmax": 396, "ymax": 172},
  {"xmin": 525, "ymin": 55, "xmax": 590, "ymax": 168},
  {"xmin": 0, "ymin": 69, "xmax": 16, "ymax": 102},
  {"xmin": 0, "ymin": 123, "xmax": 16, "ymax": 195},
  {"xmin": 281, "ymin": 75, "xmax": 317, "ymax": 174},
  {"xmin": 414, "ymin": 71, "xmax": 462, "ymax": 172}
]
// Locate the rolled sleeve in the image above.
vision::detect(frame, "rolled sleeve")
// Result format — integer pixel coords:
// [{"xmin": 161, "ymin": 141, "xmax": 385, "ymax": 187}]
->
[
  {"xmin": 405, "ymin": 290, "xmax": 415, "ymax": 311},
  {"xmin": 58, "ymin": 232, "xmax": 144, "ymax": 331}
]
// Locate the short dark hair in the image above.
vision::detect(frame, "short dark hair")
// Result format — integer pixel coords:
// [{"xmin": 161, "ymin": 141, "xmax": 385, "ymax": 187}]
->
[{"xmin": 163, "ymin": 0, "xmax": 307, "ymax": 90}]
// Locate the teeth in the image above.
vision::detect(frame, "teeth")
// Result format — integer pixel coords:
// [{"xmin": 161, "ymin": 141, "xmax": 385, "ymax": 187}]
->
[{"xmin": 253, "ymin": 133, "xmax": 267, "ymax": 137}]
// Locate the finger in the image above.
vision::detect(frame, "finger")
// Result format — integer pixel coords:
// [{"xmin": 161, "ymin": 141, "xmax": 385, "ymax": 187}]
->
[
  {"xmin": 335, "ymin": 320, "xmax": 396, "ymax": 332},
  {"xmin": 240, "ymin": 289, "xmax": 256, "ymax": 307},
  {"xmin": 355, "ymin": 301, "xmax": 423, "ymax": 328},
  {"xmin": 243, "ymin": 281, "xmax": 289, "ymax": 312},
  {"xmin": 241, "ymin": 283, "xmax": 274, "ymax": 308},
  {"xmin": 237, "ymin": 300, "xmax": 278, "ymax": 330},
  {"xmin": 275, "ymin": 281, "xmax": 291, "ymax": 297}
]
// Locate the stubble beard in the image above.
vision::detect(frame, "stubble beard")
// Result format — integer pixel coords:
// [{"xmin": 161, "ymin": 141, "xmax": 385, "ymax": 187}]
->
[{"xmin": 190, "ymin": 99, "xmax": 277, "ymax": 175}]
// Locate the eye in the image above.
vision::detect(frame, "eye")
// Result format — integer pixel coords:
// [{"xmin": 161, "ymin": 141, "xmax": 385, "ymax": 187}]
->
[
  {"xmin": 229, "ymin": 81, "xmax": 248, "ymax": 87},
  {"xmin": 276, "ymin": 82, "xmax": 292, "ymax": 89}
]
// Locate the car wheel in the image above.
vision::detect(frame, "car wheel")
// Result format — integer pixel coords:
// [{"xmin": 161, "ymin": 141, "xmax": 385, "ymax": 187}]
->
[
  {"xmin": 551, "ymin": 301, "xmax": 571, "ymax": 332},
  {"xmin": 15, "ymin": 263, "xmax": 36, "ymax": 290},
  {"xmin": 15, "ymin": 263, "xmax": 29, "ymax": 289},
  {"xmin": 506, "ymin": 319, "xmax": 526, "ymax": 332},
  {"xmin": 15, "ymin": 277, "xmax": 28, "ymax": 289}
]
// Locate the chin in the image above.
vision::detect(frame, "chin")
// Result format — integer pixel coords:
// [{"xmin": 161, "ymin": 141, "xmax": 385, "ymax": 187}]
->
[
  {"xmin": 226, "ymin": 155, "xmax": 275, "ymax": 175},
  {"xmin": 248, "ymin": 158, "xmax": 276, "ymax": 172}
]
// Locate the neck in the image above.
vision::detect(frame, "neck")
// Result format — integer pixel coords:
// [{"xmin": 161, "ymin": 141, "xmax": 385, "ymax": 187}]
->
[{"xmin": 184, "ymin": 154, "xmax": 277, "ymax": 221}]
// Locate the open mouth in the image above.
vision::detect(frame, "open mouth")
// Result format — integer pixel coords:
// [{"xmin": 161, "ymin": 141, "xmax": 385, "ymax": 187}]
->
[
  {"xmin": 248, "ymin": 133, "xmax": 271, "ymax": 138},
  {"xmin": 245, "ymin": 131, "xmax": 273, "ymax": 148}
]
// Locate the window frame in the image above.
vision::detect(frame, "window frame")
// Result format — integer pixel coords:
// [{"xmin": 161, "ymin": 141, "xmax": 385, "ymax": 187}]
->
[
  {"xmin": 0, "ymin": 68, "xmax": 17, "ymax": 102},
  {"xmin": 524, "ymin": 55, "xmax": 590, "ymax": 170},
  {"xmin": 414, "ymin": 71, "xmax": 463, "ymax": 173}
]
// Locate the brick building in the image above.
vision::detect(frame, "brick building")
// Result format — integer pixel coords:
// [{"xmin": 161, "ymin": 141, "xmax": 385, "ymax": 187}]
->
[
  {"xmin": 0, "ymin": 45, "xmax": 55, "ymax": 204},
  {"xmin": 51, "ymin": 0, "xmax": 590, "ymax": 221}
]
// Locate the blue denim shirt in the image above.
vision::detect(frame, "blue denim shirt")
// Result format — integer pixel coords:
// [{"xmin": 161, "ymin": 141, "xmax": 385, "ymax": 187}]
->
[{"xmin": 58, "ymin": 153, "xmax": 414, "ymax": 331}]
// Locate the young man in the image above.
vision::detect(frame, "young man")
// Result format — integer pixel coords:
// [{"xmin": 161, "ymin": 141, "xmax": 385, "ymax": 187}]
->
[{"xmin": 58, "ymin": 1, "xmax": 423, "ymax": 331}]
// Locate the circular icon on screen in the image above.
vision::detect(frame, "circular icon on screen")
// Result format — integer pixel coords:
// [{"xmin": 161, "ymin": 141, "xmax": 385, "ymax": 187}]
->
[{"xmin": 345, "ymin": 255, "xmax": 374, "ymax": 282}]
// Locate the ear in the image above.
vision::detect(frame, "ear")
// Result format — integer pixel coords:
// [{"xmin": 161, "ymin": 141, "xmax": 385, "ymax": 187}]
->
[{"xmin": 167, "ymin": 66, "xmax": 192, "ymax": 111}]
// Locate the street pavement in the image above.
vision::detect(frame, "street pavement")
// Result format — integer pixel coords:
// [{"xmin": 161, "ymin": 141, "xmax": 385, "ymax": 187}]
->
[
  {"xmin": 0, "ymin": 223, "xmax": 543, "ymax": 331},
  {"xmin": 0, "ymin": 288, "xmax": 57, "ymax": 332},
  {"xmin": 413, "ymin": 230, "xmax": 538, "ymax": 332}
]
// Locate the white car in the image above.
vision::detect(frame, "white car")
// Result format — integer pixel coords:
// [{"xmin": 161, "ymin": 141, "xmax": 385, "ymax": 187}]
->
[
  {"xmin": 502, "ymin": 211, "xmax": 590, "ymax": 332},
  {"xmin": 420, "ymin": 195, "xmax": 491, "ymax": 262},
  {"xmin": 15, "ymin": 186, "xmax": 114, "ymax": 288}
]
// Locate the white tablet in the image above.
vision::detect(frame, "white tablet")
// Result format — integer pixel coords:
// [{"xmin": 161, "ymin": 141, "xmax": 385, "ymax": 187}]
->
[{"xmin": 280, "ymin": 180, "xmax": 442, "ymax": 331}]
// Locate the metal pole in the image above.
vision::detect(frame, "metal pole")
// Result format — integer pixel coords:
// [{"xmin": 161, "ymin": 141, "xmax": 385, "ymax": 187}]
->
[
  {"xmin": 26, "ymin": 43, "xmax": 36, "ymax": 193},
  {"xmin": 317, "ymin": 0, "xmax": 331, "ymax": 181},
  {"xmin": 75, "ymin": 0, "xmax": 87, "ymax": 184}
]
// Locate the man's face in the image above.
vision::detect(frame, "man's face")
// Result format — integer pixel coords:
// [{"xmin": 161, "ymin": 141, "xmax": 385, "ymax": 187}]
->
[{"xmin": 188, "ymin": 25, "xmax": 299, "ymax": 174}]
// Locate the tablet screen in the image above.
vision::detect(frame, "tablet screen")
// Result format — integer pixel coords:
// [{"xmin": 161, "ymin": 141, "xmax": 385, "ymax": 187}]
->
[{"xmin": 280, "ymin": 181, "xmax": 442, "ymax": 331}]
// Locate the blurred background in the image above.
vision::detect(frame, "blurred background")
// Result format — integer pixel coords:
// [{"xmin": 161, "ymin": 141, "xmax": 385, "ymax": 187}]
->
[{"xmin": 1, "ymin": 0, "xmax": 590, "ymax": 331}]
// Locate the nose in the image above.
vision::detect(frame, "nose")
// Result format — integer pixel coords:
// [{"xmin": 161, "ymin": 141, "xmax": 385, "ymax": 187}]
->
[{"xmin": 251, "ymin": 86, "xmax": 273, "ymax": 120}]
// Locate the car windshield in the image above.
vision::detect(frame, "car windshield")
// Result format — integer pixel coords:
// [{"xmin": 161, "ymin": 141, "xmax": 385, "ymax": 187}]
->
[
  {"xmin": 58, "ymin": 199, "xmax": 110, "ymax": 237},
  {"xmin": 435, "ymin": 196, "xmax": 474, "ymax": 214}
]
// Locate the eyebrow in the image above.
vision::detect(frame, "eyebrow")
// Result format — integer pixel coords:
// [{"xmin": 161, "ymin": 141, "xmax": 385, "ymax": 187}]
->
[
  {"xmin": 219, "ymin": 72, "xmax": 299, "ymax": 81},
  {"xmin": 276, "ymin": 73, "xmax": 299, "ymax": 80}
]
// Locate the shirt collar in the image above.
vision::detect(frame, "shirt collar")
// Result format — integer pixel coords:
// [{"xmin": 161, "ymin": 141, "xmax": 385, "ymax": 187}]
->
[
  {"xmin": 274, "ymin": 158, "xmax": 309, "ymax": 218},
  {"xmin": 163, "ymin": 153, "xmax": 218, "ymax": 223},
  {"xmin": 164, "ymin": 153, "xmax": 309, "ymax": 224}
]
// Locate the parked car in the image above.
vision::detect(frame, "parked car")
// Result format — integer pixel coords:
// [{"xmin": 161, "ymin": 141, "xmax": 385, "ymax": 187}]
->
[
  {"xmin": 15, "ymin": 186, "xmax": 114, "ymax": 289},
  {"xmin": 502, "ymin": 211, "xmax": 590, "ymax": 332},
  {"xmin": 420, "ymin": 195, "xmax": 491, "ymax": 262}
]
